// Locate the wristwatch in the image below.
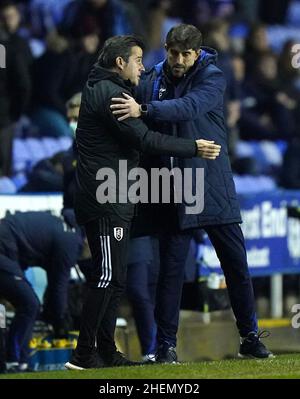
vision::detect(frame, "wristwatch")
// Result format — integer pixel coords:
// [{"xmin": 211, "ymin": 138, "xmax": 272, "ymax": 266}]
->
[{"xmin": 140, "ymin": 104, "xmax": 148, "ymax": 117}]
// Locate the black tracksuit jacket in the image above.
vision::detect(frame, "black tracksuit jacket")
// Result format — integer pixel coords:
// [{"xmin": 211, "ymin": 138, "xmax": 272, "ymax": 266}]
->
[{"xmin": 74, "ymin": 65, "xmax": 197, "ymax": 225}]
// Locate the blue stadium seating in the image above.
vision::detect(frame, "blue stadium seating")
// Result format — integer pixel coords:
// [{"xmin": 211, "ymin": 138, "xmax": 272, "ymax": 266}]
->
[{"xmin": 13, "ymin": 137, "xmax": 72, "ymax": 175}]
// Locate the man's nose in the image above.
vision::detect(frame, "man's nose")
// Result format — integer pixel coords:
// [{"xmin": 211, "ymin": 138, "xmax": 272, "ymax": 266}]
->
[
  {"xmin": 176, "ymin": 54, "xmax": 184, "ymax": 64},
  {"xmin": 140, "ymin": 64, "xmax": 145, "ymax": 72}
]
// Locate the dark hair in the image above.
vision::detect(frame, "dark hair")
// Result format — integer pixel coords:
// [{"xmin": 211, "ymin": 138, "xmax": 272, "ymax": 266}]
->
[
  {"xmin": 166, "ymin": 24, "xmax": 202, "ymax": 51},
  {"xmin": 0, "ymin": 1, "xmax": 17, "ymax": 12},
  {"xmin": 97, "ymin": 35, "xmax": 145, "ymax": 68}
]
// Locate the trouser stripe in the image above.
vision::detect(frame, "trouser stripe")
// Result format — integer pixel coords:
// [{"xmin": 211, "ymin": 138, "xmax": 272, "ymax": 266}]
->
[
  {"xmin": 98, "ymin": 219, "xmax": 106, "ymax": 287},
  {"xmin": 104, "ymin": 235, "xmax": 112, "ymax": 288},
  {"xmin": 98, "ymin": 218, "xmax": 112, "ymax": 288}
]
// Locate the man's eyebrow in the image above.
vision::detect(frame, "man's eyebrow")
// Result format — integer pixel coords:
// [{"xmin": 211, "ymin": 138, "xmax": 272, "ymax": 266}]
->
[{"xmin": 171, "ymin": 49, "xmax": 193, "ymax": 53}]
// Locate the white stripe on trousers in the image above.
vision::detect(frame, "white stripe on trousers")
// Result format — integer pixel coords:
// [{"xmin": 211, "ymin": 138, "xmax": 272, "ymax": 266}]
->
[{"xmin": 98, "ymin": 222, "xmax": 112, "ymax": 288}]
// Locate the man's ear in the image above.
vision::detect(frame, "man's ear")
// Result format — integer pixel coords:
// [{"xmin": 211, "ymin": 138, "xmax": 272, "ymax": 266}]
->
[
  {"xmin": 116, "ymin": 56, "xmax": 125, "ymax": 70},
  {"xmin": 164, "ymin": 43, "xmax": 168, "ymax": 52}
]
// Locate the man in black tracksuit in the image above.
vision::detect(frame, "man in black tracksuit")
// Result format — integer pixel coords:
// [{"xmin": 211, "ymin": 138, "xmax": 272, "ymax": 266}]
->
[
  {"xmin": 0, "ymin": 211, "xmax": 86, "ymax": 371},
  {"xmin": 65, "ymin": 35, "xmax": 221, "ymax": 369}
]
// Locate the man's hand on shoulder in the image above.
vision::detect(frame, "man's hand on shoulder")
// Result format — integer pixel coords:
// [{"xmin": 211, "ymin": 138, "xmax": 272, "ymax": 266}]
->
[
  {"xmin": 110, "ymin": 93, "xmax": 141, "ymax": 121},
  {"xmin": 195, "ymin": 139, "xmax": 221, "ymax": 159}
]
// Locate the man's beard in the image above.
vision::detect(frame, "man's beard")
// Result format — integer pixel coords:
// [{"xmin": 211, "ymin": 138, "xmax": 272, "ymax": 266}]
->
[{"xmin": 172, "ymin": 65, "xmax": 185, "ymax": 77}]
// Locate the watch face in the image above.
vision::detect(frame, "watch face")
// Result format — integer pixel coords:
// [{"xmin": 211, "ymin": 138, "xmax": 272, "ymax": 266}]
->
[{"xmin": 141, "ymin": 104, "xmax": 148, "ymax": 112}]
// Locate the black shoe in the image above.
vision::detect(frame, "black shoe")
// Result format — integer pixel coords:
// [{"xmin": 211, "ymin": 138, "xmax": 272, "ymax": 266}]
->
[
  {"xmin": 6, "ymin": 367, "xmax": 20, "ymax": 373},
  {"xmin": 156, "ymin": 343, "xmax": 178, "ymax": 364},
  {"xmin": 100, "ymin": 350, "xmax": 141, "ymax": 367},
  {"xmin": 5, "ymin": 364, "xmax": 34, "ymax": 373},
  {"xmin": 65, "ymin": 350, "xmax": 104, "ymax": 370},
  {"xmin": 238, "ymin": 331, "xmax": 275, "ymax": 359}
]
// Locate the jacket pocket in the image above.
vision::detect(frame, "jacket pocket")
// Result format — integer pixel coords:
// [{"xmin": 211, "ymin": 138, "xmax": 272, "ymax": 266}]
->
[{"xmin": 223, "ymin": 171, "xmax": 237, "ymax": 200}]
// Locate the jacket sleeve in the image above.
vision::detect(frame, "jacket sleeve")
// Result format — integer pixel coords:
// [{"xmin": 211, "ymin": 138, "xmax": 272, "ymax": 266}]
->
[
  {"xmin": 147, "ymin": 69, "xmax": 226, "ymax": 122},
  {"xmin": 106, "ymin": 95, "xmax": 197, "ymax": 158}
]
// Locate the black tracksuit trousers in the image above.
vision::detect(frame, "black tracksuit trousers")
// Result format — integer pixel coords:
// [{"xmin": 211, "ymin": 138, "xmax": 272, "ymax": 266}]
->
[{"xmin": 76, "ymin": 216, "xmax": 130, "ymax": 356}]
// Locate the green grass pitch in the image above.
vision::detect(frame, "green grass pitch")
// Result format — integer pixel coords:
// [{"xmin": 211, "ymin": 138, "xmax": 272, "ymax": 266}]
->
[{"xmin": 1, "ymin": 354, "xmax": 300, "ymax": 379}]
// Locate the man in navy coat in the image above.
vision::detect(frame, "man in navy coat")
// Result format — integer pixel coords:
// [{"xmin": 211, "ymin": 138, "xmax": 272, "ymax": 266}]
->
[{"xmin": 110, "ymin": 24, "xmax": 274, "ymax": 361}]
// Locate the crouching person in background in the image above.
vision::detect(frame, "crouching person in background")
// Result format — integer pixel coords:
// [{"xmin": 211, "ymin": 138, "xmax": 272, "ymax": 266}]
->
[{"xmin": 0, "ymin": 211, "xmax": 90, "ymax": 372}]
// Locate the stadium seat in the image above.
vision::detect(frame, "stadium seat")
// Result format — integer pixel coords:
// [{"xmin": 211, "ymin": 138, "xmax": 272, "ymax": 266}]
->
[
  {"xmin": 11, "ymin": 173, "xmax": 28, "ymax": 191},
  {"xmin": 57, "ymin": 137, "xmax": 73, "ymax": 151},
  {"xmin": 287, "ymin": 0, "xmax": 300, "ymax": 27},
  {"xmin": 233, "ymin": 174, "xmax": 277, "ymax": 194},
  {"xmin": 41, "ymin": 137, "xmax": 62, "ymax": 157},
  {"xmin": 0, "ymin": 177, "xmax": 17, "ymax": 194},
  {"xmin": 267, "ymin": 25, "xmax": 300, "ymax": 53},
  {"xmin": 13, "ymin": 137, "xmax": 73, "ymax": 176},
  {"xmin": 235, "ymin": 140, "xmax": 287, "ymax": 175},
  {"xmin": 13, "ymin": 139, "xmax": 32, "ymax": 173},
  {"xmin": 26, "ymin": 138, "xmax": 48, "ymax": 164}
]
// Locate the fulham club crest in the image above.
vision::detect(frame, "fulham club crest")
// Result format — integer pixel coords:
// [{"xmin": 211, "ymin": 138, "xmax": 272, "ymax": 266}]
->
[{"xmin": 113, "ymin": 227, "xmax": 123, "ymax": 241}]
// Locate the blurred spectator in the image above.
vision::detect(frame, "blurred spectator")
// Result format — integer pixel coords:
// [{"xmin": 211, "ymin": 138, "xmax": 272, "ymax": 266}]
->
[
  {"xmin": 239, "ymin": 51, "xmax": 297, "ymax": 140},
  {"xmin": 66, "ymin": 92, "xmax": 81, "ymax": 131},
  {"xmin": 143, "ymin": 0, "xmax": 182, "ymax": 67},
  {"xmin": 179, "ymin": 0, "xmax": 234, "ymax": 27},
  {"xmin": 244, "ymin": 24, "xmax": 271, "ymax": 78},
  {"xmin": 278, "ymin": 39, "xmax": 300, "ymax": 95},
  {"xmin": 0, "ymin": 1, "xmax": 33, "ymax": 68},
  {"xmin": 0, "ymin": 27, "xmax": 31, "ymax": 177},
  {"xmin": 280, "ymin": 137, "xmax": 300, "ymax": 189},
  {"xmin": 231, "ymin": 53, "xmax": 245, "ymax": 83},
  {"xmin": 259, "ymin": 0, "xmax": 292, "ymax": 25},
  {"xmin": 277, "ymin": 40, "xmax": 300, "ymax": 134},
  {"xmin": 20, "ymin": 151, "xmax": 65, "ymax": 192},
  {"xmin": 229, "ymin": 22, "xmax": 248, "ymax": 55},
  {"xmin": 61, "ymin": 0, "xmax": 145, "ymax": 47},
  {"xmin": 62, "ymin": 93, "xmax": 82, "ymax": 212},
  {"xmin": 68, "ymin": 29, "xmax": 99, "ymax": 95},
  {"xmin": 204, "ymin": 19, "xmax": 241, "ymax": 155},
  {"xmin": 126, "ymin": 0, "xmax": 154, "ymax": 20},
  {"xmin": 27, "ymin": 0, "xmax": 73, "ymax": 38},
  {"xmin": 235, "ymin": 0, "xmax": 259, "ymax": 23},
  {"xmin": 30, "ymin": 30, "xmax": 74, "ymax": 137}
]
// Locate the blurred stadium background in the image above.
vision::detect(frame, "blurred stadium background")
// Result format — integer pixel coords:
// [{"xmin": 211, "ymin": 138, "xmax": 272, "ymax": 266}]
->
[{"xmin": 1, "ymin": 0, "xmax": 300, "ymax": 374}]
